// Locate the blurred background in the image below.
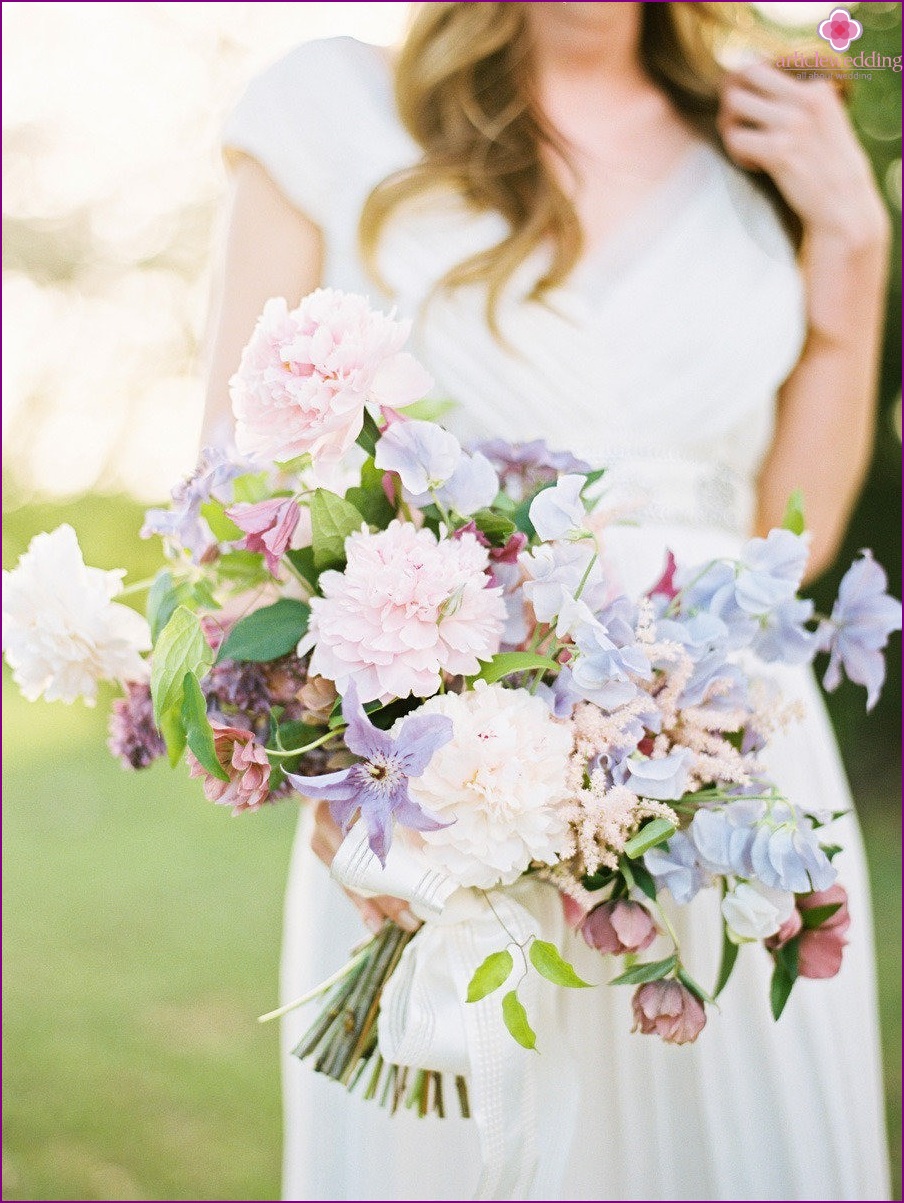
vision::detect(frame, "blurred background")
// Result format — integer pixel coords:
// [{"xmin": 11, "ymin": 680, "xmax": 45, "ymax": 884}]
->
[{"xmin": 2, "ymin": 2, "xmax": 900, "ymax": 1198}]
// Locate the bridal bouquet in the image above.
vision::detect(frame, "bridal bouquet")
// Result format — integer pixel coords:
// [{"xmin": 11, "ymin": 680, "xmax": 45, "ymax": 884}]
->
[{"xmin": 5, "ymin": 290, "xmax": 900, "ymax": 1135}]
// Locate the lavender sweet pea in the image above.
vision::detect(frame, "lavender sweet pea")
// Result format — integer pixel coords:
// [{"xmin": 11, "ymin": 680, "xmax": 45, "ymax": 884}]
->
[
  {"xmin": 625, "ymin": 747, "xmax": 696, "ymax": 801},
  {"xmin": 287, "ymin": 683, "xmax": 453, "ymax": 864},
  {"xmin": 528, "ymin": 474, "xmax": 589, "ymax": 541},
  {"xmin": 374, "ymin": 419, "xmax": 461, "ymax": 495},
  {"xmin": 141, "ymin": 445, "xmax": 246, "ymax": 561},
  {"xmin": 818, "ymin": 550, "xmax": 902, "ymax": 710}
]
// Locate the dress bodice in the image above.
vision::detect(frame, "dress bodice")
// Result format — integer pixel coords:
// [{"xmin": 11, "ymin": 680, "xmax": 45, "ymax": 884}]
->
[{"xmin": 224, "ymin": 36, "xmax": 807, "ymax": 537}]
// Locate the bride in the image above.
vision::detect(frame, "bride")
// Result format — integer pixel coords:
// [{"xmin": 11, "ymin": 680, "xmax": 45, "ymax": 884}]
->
[{"xmin": 202, "ymin": 3, "xmax": 891, "ymax": 1198}]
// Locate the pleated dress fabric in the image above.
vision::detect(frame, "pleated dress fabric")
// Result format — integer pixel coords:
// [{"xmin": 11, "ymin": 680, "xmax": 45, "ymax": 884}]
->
[{"xmin": 223, "ymin": 37, "xmax": 891, "ymax": 1201}]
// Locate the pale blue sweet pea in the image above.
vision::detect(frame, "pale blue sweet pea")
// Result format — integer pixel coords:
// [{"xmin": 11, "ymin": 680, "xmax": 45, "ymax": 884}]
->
[
  {"xmin": 374, "ymin": 419, "xmax": 461, "ymax": 496},
  {"xmin": 569, "ymin": 620, "xmax": 651, "ymax": 711},
  {"xmin": 625, "ymin": 747, "xmax": 696, "ymax": 801},
  {"xmin": 645, "ymin": 831, "xmax": 711, "ymax": 904},
  {"xmin": 674, "ymin": 560, "xmax": 758, "ymax": 649},
  {"xmin": 520, "ymin": 542, "xmax": 608, "ymax": 624},
  {"xmin": 689, "ymin": 802, "xmax": 762, "ymax": 876},
  {"xmin": 751, "ymin": 597, "xmax": 818, "ymax": 665},
  {"xmin": 655, "ymin": 612, "xmax": 729, "ymax": 660},
  {"xmin": 680, "ymin": 649, "xmax": 749, "ymax": 710},
  {"xmin": 438, "ymin": 450, "xmax": 499, "ymax": 516},
  {"xmin": 735, "ymin": 528, "xmax": 809, "ymax": 616},
  {"xmin": 141, "ymin": 445, "xmax": 246, "ymax": 562},
  {"xmin": 747, "ymin": 804, "xmax": 836, "ymax": 894},
  {"xmin": 286, "ymin": 683, "xmax": 453, "ymax": 865},
  {"xmin": 817, "ymin": 550, "xmax": 902, "ymax": 711},
  {"xmin": 528, "ymin": 474, "xmax": 589, "ymax": 541}
]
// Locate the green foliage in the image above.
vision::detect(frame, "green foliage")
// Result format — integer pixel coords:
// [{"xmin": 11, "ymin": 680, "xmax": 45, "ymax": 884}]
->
[
  {"xmin": 150, "ymin": 606, "xmax": 214, "ymax": 764},
  {"xmin": 609, "ymin": 954, "xmax": 678, "ymax": 986},
  {"xmin": 471, "ymin": 508, "xmax": 516, "ymax": 546},
  {"xmin": 501, "ymin": 990, "xmax": 536, "ymax": 1050},
  {"xmin": 676, "ymin": 966, "xmax": 714, "ymax": 1006},
  {"xmin": 801, "ymin": 901, "xmax": 843, "ymax": 930},
  {"xmin": 782, "ymin": 488, "xmax": 806, "ymax": 536},
  {"xmin": 713, "ymin": 920, "xmax": 740, "ymax": 998},
  {"xmin": 310, "ymin": 489, "xmax": 365, "ymax": 571},
  {"xmin": 146, "ymin": 569, "xmax": 185, "ymax": 642},
  {"xmin": 344, "ymin": 458, "xmax": 396, "ymax": 528},
  {"xmin": 355, "ymin": 410, "xmax": 381, "ymax": 457},
  {"xmin": 216, "ymin": 599, "xmax": 309, "ymax": 664},
  {"xmin": 181, "ymin": 672, "xmax": 228, "ymax": 782},
  {"xmin": 200, "ymin": 499, "xmax": 244, "ymax": 542},
  {"xmin": 528, "ymin": 940, "xmax": 591, "ymax": 988},
  {"xmin": 466, "ymin": 950, "xmax": 514, "ymax": 1002},
  {"xmin": 231, "ymin": 472, "xmax": 270, "ymax": 504},
  {"xmin": 770, "ymin": 941, "xmax": 799, "ymax": 1021},
  {"xmin": 216, "ymin": 549, "xmax": 271, "ymax": 588},
  {"xmin": 623, "ymin": 818, "xmax": 676, "ymax": 859},
  {"xmin": 469, "ymin": 651, "xmax": 559, "ymax": 685}
]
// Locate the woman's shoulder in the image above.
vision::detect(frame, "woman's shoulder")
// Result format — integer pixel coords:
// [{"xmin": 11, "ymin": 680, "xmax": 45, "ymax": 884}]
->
[{"xmin": 223, "ymin": 37, "xmax": 407, "ymax": 227}]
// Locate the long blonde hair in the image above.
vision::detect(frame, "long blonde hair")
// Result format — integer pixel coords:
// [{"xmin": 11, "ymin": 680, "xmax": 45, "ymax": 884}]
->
[{"xmin": 360, "ymin": 2, "xmax": 794, "ymax": 330}]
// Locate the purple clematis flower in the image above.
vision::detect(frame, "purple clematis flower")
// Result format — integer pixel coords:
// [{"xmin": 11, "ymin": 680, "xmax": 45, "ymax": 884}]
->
[
  {"xmin": 286, "ymin": 683, "xmax": 453, "ymax": 864},
  {"xmin": 817, "ymin": 550, "xmax": 902, "ymax": 711},
  {"xmin": 475, "ymin": 438, "xmax": 591, "ymax": 501}
]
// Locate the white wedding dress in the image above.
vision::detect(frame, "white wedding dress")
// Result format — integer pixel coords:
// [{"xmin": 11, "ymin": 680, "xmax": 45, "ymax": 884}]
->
[{"xmin": 224, "ymin": 37, "xmax": 891, "ymax": 1201}]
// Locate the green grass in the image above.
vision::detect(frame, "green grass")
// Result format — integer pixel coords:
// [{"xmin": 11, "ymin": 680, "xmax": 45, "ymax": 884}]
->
[{"xmin": 2, "ymin": 496, "xmax": 900, "ymax": 1199}]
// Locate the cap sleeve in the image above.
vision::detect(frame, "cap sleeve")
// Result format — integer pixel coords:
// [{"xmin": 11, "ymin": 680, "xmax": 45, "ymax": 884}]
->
[{"xmin": 222, "ymin": 38, "xmax": 361, "ymax": 228}]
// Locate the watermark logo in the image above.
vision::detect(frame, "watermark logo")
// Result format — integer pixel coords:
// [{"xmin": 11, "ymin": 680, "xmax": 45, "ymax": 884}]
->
[{"xmin": 817, "ymin": 7, "xmax": 864, "ymax": 53}]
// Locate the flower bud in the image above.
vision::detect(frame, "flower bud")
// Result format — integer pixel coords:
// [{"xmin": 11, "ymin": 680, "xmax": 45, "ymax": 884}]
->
[
  {"xmin": 580, "ymin": 900, "xmax": 657, "ymax": 954},
  {"xmin": 631, "ymin": 979, "xmax": 706, "ymax": 1045}
]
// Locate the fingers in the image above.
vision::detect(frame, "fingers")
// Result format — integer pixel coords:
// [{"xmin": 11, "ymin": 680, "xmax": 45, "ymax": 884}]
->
[
  {"xmin": 343, "ymin": 889, "xmax": 421, "ymax": 935},
  {"xmin": 719, "ymin": 122, "xmax": 789, "ymax": 173},
  {"xmin": 726, "ymin": 60, "xmax": 802, "ymax": 101},
  {"xmin": 310, "ymin": 801, "xmax": 343, "ymax": 867},
  {"xmin": 720, "ymin": 83, "xmax": 788, "ymax": 130}
]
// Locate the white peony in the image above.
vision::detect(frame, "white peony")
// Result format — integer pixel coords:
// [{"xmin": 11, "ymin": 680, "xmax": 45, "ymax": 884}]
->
[
  {"xmin": 405, "ymin": 681, "xmax": 573, "ymax": 889},
  {"xmin": 2, "ymin": 525, "xmax": 151, "ymax": 705}
]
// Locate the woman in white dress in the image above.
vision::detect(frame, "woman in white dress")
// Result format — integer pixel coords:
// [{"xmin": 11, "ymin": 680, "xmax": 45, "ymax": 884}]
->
[{"xmin": 202, "ymin": 4, "xmax": 892, "ymax": 1198}]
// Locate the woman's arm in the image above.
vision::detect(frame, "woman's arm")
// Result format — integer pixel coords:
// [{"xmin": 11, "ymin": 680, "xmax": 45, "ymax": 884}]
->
[
  {"xmin": 200, "ymin": 154, "xmax": 323, "ymax": 442},
  {"xmin": 202, "ymin": 156, "xmax": 418, "ymax": 933},
  {"xmin": 718, "ymin": 62, "xmax": 891, "ymax": 579}
]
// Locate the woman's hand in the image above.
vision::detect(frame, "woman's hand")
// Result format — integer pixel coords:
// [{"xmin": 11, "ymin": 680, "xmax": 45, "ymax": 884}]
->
[
  {"xmin": 310, "ymin": 801, "xmax": 422, "ymax": 935},
  {"xmin": 718, "ymin": 60, "xmax": 890, "ymax": 247}
]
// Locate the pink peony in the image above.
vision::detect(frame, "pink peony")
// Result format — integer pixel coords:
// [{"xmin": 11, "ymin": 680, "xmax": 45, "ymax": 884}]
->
[
  {"xmin": 230, "ymin": 290, "xmax": 432, "ymax": 464},
  {"xmin": 631, "ymin": 979, "xmax": 706, "ymax": 1045},
  {"xmin": 227, "ymin": 496, "xmax": 300, "ymax": 576},
  {"xmin": 187, "ymin": 723, "xmax": 271, "ymax": 814},
  {"xmin": 580, "ymin": 899, "xmax": 657, "ymax": 954},
  {"xmin": 304, "ymin": 521, "xmax": 507, "ymax": 703}
]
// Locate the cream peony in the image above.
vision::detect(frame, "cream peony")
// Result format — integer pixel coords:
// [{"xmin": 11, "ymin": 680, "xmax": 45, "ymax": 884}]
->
[
  {"xmin": 304, "ymin": 521, "xmax": 506, "ymax": 703},
  {"xmin": 2, "ymin": 525, "xmax": 151, "ymax": 704},
  {"xmin": 230, "ymin": 289, "xmax": 432, "ymax": 464},
  {"xmin": 405, "ymin": 682, "xmax": 574, "ymax": 888}
]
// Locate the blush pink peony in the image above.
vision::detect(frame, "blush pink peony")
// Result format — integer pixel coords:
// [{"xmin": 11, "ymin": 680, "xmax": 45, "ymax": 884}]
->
[
  {"xmin": 230, "ymin": 290, "xmax": 432, "ymax": 464},
  {"xmin": 304, "ymin": 521, "xmax": 506, "ymax": 702}
]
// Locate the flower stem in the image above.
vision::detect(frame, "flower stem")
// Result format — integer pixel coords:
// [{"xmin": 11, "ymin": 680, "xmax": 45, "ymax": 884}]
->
[
  {"xmin": 265, "ymin": 729, "xmax": 342, "ymax": 758},
  {"xmin": 257, "ymin": 945, "xmax": 371, "ymax": 1023},
  {"xmin": 118, "ymin": 576, "xmax": 158, "ymax": 597}
]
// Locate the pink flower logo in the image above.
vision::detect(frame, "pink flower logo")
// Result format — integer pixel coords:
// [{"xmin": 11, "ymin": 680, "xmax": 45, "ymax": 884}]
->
[{"xmin": 817, "ymin": 6, "xmax": 863, "ymax": 52}]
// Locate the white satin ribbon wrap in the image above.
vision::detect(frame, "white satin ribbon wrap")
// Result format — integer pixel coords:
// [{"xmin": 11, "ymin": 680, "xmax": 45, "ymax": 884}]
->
[{"xmin": 331, "ymin": 821, "xmax": 577, "ymax": 1200}]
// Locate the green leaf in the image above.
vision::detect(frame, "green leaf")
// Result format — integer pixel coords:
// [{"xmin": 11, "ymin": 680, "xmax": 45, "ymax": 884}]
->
[
  {"xmin": 200, "ymin": 499, "xmax": 244, "ymax": 542},
  {"xmin": 529, "ymin": 940, "xmax": 592, "ymax": 988},
  {"xmin": 355, "ymin": 410, "xmax": 382, "ymax": 457},
  {"xmin": 628, "ymin": 860, "xmax": 658, "ymax": 902},
  {"xmin": 344, "ymin": 458, "xmax": 396, "ymax": 528},
  {"xmin": 501, "ymin": 991, "xmax": 537, "ymax": 1050},
  {"xmin": 146, "ymin": 570, "xmax": 185, "ymax": 642},
  {"xmin": 466, "ymin": 950, "xmax": 514, "ymax": 1003},
  {"xmin": 151, "ymin": 606, "xmax": 214, "ymax": 726},
  {"xmin": 181, "ymin": 672, "xmax": 228, "ymax": 781},
  {"xmin": 216, "ymin": 599, "xmax": 310, "ymax": 663},
  {"xmin": 190, "ymin": 578, "xmax": 220, "ymax": 611},
  {"xmin": 713, "ymin": 920, "xmax": 740, "ymax": 998},
  {"xmin": 159, "ymin": 707, "xmax": 187, "ymax": 768},
  {"xmin": 781, "ymin": 488, "xmax": 806, "ymax": 535},
  {"xmin": 471, "ymin": 509, "xmax": 516, "ymax": 547},
  {"xmin": 401, "ymin": 397, "xmax": 457, "ymax": 423},
  {"xmin": 469, "ymin": 651, "xmax": 559, "ymax": 685},
  {"xmin": 580, "ymin": 468, "xmax": 606, "ymax": 496},
  {"xmin": 623, "ymin": 818, "xmax": 677, "ymax": 859},
  {"xmin": 821, "ymin": 843, "xmax": 843, "ymax": 862},
  {"xmin": 677, "ymin": 966, "xmax": 715, "ymax": 1005},
  {"xmin": 286, "ymin": 546, "xmax": 318, "ymax": 587},
  {"xmin": 216, "ymin": 549, "xmax": 271, "ymax": 588},
  {"xmin": 231, "ymin": 471, "xmax": 270, "ymax": 504},
  {"xmin": 609, "ymin": 954, "xmax": 678, "ymax": 986},
  {"xmin": 311, "ymin": 489, "xmax": 365, "ymax": 571},
  {"xmin": 800, "ymin": 901, "xmax": 842, "ymax": 930},
  {"xmin": 581, "ymin": 867, "xmax": 618, "ymax": 892},
  {"xmin": 769, "ymin": 940, "xmax": 799, "ymax": 1020}
]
